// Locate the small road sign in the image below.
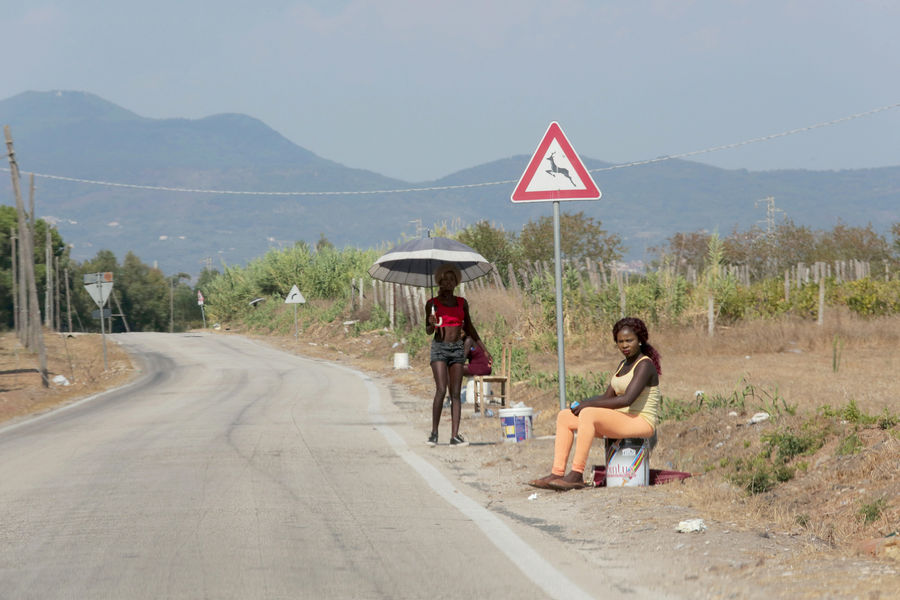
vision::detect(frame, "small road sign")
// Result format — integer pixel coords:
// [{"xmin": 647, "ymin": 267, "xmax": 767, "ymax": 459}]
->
[
  {"xmin": 83, "ymin": 272, "xmax": 114, "ymax": 308},
  {"xmin": 511, "ymin": 122, "xmax": 601, "ymax": 203},
  {"xmin": 92, "ymin": 308, "xmax": 112, "ymax": 319},
  {"xmin": 197, "ymin": 291, "xmax": 205, "ymax": 306},
  {"xmin": 285, "ymin": 285, "xmax": 306, "ymax": 304}
]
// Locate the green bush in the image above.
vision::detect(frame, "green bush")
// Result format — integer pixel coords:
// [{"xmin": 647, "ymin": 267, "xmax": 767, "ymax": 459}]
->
[
  {"xmin": 529, "ymin": 369, "xmax": 610, "ymax": 408},
  {"xmin": 840, "ymin": 278, "xmax": 900, "ymax": 316},
  {"xmin": 763, "ymin": 425, "xmax": 826, "ymax": 463},
  {"xmin": 858, "ymin": 497, "xmax": 888, "ymax": 524},
  {"xmin": 835, "ymin": 431, "xmax": 864, "ymax": 456}
]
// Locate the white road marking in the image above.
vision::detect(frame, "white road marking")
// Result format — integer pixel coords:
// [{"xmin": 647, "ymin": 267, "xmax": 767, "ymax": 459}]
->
[{"xmin": 331, "ymin": 363, "xmax": 596, "ymax": 600}]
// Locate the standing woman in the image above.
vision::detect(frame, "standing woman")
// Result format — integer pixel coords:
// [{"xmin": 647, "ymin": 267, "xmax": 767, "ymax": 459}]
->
[
  {"xmin": 529, "ymin": 317, "xmax": 661, "ymax": 490},
  {"xmin": 424, "ymin": 263, "xmax": 492, "ymax": 446}
]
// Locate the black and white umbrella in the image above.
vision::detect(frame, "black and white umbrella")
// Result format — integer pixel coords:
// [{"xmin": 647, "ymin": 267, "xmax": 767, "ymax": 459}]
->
[{"xmin": 367, "ymin": 237, "xmax": 494, "ymax": 288}]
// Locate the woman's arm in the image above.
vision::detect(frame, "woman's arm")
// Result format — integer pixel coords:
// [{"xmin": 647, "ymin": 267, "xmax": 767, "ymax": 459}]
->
[
  {"xmin": 424, "ymin": 299, "xmax": 436, "ymax": 335},
  {"xmin": 572, "ymin": 361, "xmax": 655, "ymax": 415}
]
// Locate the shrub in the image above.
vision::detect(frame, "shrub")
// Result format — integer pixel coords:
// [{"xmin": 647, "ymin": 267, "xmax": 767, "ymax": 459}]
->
[{"xmin": 858, "ymin": 497, "xmax": 888, "ymax": 524}]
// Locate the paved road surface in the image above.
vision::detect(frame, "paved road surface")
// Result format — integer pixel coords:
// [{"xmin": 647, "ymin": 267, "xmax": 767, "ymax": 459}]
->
[{"xmin": 0, "ymin": 333, "xmax": 649, "ymax": 599}]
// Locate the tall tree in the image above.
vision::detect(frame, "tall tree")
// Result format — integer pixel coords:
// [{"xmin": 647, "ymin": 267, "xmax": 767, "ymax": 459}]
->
[
  {"xmin": 815, "ymin": 221, "xmax": 890, "ymax": 263},
  {"xmin": 651, "ymin": 230, "xmax": 711, "ymax": 274},
  {"xmin": 519, "ymin": 211, "xmax": 623, "ymax": 265},
  {"xmin": 457, "ymin": 220, "xmax": 520, "ymax": 283},
  {"xmin": 118, "ymin": 251, "xmax": 169, "ymax": 332}
]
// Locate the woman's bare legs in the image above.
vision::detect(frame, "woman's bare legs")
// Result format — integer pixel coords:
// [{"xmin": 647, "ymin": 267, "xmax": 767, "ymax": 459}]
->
[
  {"xmin": 447, "ymin": 362, "xmax": 464, "ymax": 438},
  {"xmin": 430, "ymin": 361, "xmax": 448, "ymax": 434}
]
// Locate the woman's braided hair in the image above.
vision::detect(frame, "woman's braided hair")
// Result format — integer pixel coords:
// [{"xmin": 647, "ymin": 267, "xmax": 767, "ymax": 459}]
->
[{"xmin": 612, "ymin": 317, "xmax": 661, "ymax": 375}]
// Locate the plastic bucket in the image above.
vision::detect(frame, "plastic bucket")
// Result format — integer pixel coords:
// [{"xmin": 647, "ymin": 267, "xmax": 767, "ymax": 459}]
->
[
  {"xmin": 393, "ymin": 352, "xmax": 409, "ymax": 369},
  {"xmin": 604, "ymin": 438, "xmax": 650, "ymax": 487},
  {"xmin": 464, "ymin": 379, "xmax": 474, "ymax": 405},
  {"xmin": 499, "ymin": 407, "xmax": 533, "ymax": 442}
]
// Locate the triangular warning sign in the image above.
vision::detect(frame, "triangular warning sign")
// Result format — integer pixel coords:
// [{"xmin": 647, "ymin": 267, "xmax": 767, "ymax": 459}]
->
[
  {"xmin": 285, "ymin": 285, "xmax": 306, "ymax": 304},
  {"xmin": 511, "ymin": 122, "xmax": 601, "ymax": 203}
]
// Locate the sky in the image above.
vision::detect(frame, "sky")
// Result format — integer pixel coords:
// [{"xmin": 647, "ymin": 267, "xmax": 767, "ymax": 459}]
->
[{"xmin": 2, "ymin": 1, "xmax": 899, "ymax": 183}]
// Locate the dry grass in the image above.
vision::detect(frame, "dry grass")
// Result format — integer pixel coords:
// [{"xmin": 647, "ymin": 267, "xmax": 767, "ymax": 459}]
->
[
  {"xmin": 0, "ymin": 331, "xmax": 135, "ymax": 425},
  {"xmin": 440, "ymin": 289, "xmax": 900, "ymax": 553}
]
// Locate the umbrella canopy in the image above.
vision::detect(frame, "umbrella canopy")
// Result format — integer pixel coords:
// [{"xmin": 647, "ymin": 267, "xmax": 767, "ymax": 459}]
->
[{"xmin": 368, "ymin": 237, "xmax": 494, "ymax": 288}]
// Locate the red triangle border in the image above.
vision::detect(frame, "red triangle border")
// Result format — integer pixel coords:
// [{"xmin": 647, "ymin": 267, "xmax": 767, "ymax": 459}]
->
[{"xmin": 511, "ymin": 122, "xmax": 601, "ymax": 203}]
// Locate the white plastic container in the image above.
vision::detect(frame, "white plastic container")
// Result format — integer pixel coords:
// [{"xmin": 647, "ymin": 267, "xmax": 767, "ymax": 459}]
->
[
  {"xmin": 465, "ymin": 379, "xmax": 475, "ymax": 405},
  {"xmin": 392, "ymin": 352, "xmax": 409, "ymax": 369},
  {"xmin": 499, "ymin": 407, "xmax": 533, "ymax": 442},
  {"xmin": 604, "ymin": 437, "xmax": 651, "ymax": 486}
]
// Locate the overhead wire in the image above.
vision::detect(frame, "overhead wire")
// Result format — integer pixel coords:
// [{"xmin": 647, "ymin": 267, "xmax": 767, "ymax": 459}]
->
[{"xmin": 1, "ymin": 101, "xmax": 898, "ymax": 197}]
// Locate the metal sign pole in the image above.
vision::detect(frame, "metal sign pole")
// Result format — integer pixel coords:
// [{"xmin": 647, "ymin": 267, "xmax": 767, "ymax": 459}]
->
[
  {"xmin": 511, "ymin": 123, "xmax": 601, "ymax": 411},
  {"xmin": 552, "ymin": 201, "xmax": 567, "ymax": 410},
  {"xmin": 98, "ymin": 280, "xmax": 108, "ymax": 372},
  {"xmin": 294, "ymin": 304, "xmax": 299, "ymax": 338}
]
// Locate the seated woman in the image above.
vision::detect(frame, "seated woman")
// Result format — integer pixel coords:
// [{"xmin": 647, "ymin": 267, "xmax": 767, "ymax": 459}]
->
[
  {"xmin": 462, "ymin": 334, "xmax": 492, "ymax": 377},
  {"xmin": 529, "ymin": 316, "xmax": 661, "ymax": 491}
]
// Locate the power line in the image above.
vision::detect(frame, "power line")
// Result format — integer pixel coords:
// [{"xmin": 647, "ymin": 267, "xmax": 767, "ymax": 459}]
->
[{"xmin": 2, "ymin": 101, "xmax": 898, "ymax": 197}]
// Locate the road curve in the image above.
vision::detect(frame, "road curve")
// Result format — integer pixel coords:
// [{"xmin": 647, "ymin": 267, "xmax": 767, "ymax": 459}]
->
[{"xmin": 0, "ymin": 332, "xmax": 614, "ymax": 600}]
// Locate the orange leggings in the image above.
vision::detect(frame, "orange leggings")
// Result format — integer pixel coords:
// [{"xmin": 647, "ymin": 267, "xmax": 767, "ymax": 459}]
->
[{"xmin": 552, "ymin": 407, "xmax": 654, "ymax": 475}]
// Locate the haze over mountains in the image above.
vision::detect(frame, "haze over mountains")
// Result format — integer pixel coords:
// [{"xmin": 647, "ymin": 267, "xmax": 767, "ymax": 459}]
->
[{"xmin": 1, "ymin": 90, "xmax": 898, "ymax": 276}]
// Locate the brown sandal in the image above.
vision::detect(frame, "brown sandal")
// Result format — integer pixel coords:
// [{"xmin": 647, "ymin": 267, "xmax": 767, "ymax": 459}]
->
[
  {"xmin": 547, "ymin": 478, "xmax": 587, "ymax": 491},
  {"xmin": 527, "ymin": 475, "xmax": 563, "ymax": 489}
]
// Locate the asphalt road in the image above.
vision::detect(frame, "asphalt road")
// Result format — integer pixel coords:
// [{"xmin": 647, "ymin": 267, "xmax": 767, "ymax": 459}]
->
[{"xmin": 0, "ymin": 333, "xmax": 615, "ymax": 600}]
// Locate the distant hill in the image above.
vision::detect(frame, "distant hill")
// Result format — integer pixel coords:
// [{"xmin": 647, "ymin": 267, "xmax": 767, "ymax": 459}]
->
[{"xmin": 1, "ymin": 90, "xmax": 898, "ymax": 276}]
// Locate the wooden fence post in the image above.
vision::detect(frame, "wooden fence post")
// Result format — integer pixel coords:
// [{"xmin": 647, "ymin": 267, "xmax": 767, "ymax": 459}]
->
[
  {"xmin": 507, "ymin": 263, "xmax": 519, "ymax": 293},
  {"xmin": 491, "ymin": 268, "xmax": 504, "ymax": 289},
  {"xmin": 817, "ymin": 276, "xmax": 825, "ymax": 326},
  {"xmin": 389, "ymin": 284, "xmax": 395, "ymax": 330}
]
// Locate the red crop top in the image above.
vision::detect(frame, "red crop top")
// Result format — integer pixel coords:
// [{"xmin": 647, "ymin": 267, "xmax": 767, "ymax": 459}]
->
[{"xmin": 431, "ymin": 296, "xmax": 464, "ymax": 328}]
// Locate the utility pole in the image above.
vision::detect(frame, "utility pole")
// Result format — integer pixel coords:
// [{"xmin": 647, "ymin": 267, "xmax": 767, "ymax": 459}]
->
[
  {"xmin": 64, "ymin": 267, "xmax": 73, "ymax": 333},
  {"xmin": 755, "ymin": 196, "xmax": 782, "ymax": 277},
  {"xmin": 54, "ymin": 256, "xmax": 61, "ymax": 332},
  {"xmin": 5, "ymin": 127, "xmax": 48, "ymax": 386},
  {"xmin": 11, "ymin": 227, "xmax": 18, "ymax": 337},
  {"xmin": 112, "ymin": 290, "xmax": 130, "ymax": 332},
  {"xmin": 45, "ymin": 227, "xmax": 53, "ymax": 329},
  {"xmin": 170, "ymin": 277, "xmax": 175, "ymax": 333}
]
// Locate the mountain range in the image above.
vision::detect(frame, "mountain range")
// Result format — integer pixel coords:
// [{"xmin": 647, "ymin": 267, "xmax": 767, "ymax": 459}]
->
[{"xmin": 1, "ymin": 90, "xmax": 898, "ymax": 276}]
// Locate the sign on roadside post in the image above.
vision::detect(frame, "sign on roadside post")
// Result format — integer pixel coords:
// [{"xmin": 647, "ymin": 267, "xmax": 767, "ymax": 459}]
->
[
  {"xmin": 285, "ymin": 285, "xmax": 306, "ymax": 338},
  {"xmin": 197, "ymin": 291, "xmax": 207, "ymax": 328},
  {"xmin": 511, "ymin": 122, "xmax": 602, "ymax": 410},
  {"xmin": 83, "ymin": 272, "xmax": 114, "ymax": 370},
  {"xmin": 83, "ymin": 272, "xmax": 114, "ymax": 309}
]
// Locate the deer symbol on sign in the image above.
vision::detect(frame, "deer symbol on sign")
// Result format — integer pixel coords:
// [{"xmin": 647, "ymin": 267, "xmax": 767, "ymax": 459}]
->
[{"xmin": 545, "ymin": 152, "xmax": 576, "ymax": 186}]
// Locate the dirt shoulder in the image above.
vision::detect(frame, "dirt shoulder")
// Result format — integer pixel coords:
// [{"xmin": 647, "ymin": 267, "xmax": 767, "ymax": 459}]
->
[
  {"xmin": 0, "ymin": 332, "xmax": 135, "ymax": 427},
  {"xmin": 255, "ymin": 320, "xmax": 899, "ymax": 600}
]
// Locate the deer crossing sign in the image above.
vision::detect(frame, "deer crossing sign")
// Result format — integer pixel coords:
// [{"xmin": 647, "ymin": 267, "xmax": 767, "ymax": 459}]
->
[{"xmin": 510, "ymin": 122, "xmax": 601, "ymax": 203}]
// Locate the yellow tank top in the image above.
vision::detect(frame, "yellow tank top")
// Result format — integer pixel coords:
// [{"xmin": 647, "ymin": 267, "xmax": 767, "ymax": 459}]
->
[{"xmin": 611, "ymin": 355, "xmax": 660, "ymax": 429}]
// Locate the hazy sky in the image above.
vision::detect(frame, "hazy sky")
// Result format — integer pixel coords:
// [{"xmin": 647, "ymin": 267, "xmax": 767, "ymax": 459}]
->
[{"xmin": 3, "ymin": 1, "xmax": 899, "ymax": 182}]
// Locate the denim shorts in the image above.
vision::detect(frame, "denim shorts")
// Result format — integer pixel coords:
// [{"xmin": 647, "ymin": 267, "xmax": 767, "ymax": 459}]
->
[{"xmin": 430, "ymin": 339, "xmax": 465, "ymax": 365}]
